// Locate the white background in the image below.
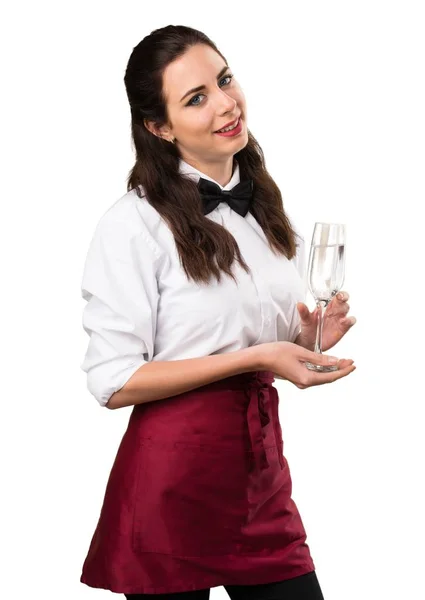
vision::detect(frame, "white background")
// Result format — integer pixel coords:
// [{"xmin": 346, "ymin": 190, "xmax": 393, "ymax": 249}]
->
[{"xmin": 1, "ymin": 1, "xmax": 424, "ymax": 599}]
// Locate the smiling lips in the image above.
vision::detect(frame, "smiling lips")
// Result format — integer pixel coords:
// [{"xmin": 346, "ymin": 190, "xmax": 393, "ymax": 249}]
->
[{"xmin": 214, "ymin": 117, "xmax": 240, "ymax": 133}]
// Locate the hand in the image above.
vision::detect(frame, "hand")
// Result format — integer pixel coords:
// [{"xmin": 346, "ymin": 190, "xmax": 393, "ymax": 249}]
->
[
  {"xmin": 261, "ymin": 341, "xmax": 356, "ymax": 389},
  {"xmin": 296, "ymin": 291, "xmax": 356, "ymax": 352}
]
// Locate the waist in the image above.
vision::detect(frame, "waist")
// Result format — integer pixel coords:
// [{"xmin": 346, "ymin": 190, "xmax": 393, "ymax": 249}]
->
[
  {"xmin": 195, "ymin": 369, "xmax": 275, "ymax": 392},
  {"xmin": 129, "ymin": 370, "xmax": 276, "ymax": 448}
]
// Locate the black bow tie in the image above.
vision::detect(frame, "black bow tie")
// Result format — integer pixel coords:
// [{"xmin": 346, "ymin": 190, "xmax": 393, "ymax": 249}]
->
[{"xmin": 197, "ymin": 177, "xmax": 253, "ymax": 217}]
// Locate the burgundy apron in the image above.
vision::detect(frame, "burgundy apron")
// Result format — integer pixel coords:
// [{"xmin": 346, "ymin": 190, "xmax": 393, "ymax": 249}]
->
[{"xmin": 80, "ymin": 370, "xmax": 315, "ymax": 595}]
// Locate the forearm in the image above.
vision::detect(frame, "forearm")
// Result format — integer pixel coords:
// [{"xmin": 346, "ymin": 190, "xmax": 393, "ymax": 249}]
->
[{"xmin": 106, "ymin": 345, "xmax": 267, "ymax": 409}]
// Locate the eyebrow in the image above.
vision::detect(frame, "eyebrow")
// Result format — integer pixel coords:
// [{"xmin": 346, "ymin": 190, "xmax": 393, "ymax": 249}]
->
[{"xmin": 179, "ymin": 66, "xmax": 230, "ymax": 102}]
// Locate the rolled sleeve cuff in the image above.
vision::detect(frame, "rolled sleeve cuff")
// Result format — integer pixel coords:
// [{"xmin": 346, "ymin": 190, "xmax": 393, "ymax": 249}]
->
[{"xmin": 84, "ymin": 356, "xmax": 149, "ymax": 407}]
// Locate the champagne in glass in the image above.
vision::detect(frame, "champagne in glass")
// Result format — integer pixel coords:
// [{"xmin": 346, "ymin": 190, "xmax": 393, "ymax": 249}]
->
[{"xmin": 305, "ymin": 222, "xmax": 346, "ymax": 372}]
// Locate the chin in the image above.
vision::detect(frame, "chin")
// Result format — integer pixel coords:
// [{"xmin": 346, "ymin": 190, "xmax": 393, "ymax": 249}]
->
[{"xmin": 237, "ymin": 135, "xmax": 249, "ymax": 152}]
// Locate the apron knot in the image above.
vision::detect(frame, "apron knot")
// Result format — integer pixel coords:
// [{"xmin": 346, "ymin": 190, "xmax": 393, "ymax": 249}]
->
[{"xmin": 246, "ymin": 375, "xmax": 284, "ymax": 472}]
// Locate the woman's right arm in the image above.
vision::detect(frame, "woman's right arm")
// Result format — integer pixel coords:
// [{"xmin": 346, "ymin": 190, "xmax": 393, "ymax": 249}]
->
[
  {"xmin": 106, "ymin": 342, "xmax": 355, "ymax": 409},
  {"xmin": 106, "ymin": 345, "xmax": 263, "ymax": 409}
]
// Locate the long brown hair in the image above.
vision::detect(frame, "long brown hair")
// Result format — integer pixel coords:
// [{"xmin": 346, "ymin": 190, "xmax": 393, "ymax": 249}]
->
[{"xmin": 124, "ymin": 25, "xmax": 298, "ymax": 284}]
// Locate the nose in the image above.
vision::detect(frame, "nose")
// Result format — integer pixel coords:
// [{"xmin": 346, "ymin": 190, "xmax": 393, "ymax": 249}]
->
[{"xmin": 215, "ymin": 88, "xmax": 237, "ymax": 114}]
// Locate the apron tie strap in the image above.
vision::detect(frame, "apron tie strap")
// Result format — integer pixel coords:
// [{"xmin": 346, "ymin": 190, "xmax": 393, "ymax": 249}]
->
[{"xmin": 246, "ymin": 376, "xmax": 284, "ymax": 472}]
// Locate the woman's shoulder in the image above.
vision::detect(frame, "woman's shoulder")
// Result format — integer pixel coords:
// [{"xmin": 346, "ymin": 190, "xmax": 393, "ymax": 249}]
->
[{"xmin": 92, "ymin": 185, "xmax": 165, "ymax": 261}]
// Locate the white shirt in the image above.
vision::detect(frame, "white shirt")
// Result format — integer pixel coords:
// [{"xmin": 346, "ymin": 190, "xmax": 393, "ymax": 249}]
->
[{"xmin": 80, "ymin": 159, "xmax": 307, "ymax": 407}]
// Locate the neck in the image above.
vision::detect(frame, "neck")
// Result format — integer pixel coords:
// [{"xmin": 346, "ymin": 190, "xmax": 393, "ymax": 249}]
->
[{"xmin": 181, "ymin": 155, "xmax": 235, "ymax": 187}]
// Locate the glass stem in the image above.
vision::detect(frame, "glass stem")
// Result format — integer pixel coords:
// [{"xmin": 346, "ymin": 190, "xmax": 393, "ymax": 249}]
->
[{"xmin": 314, "ymin": 300, "xmax": 328, "ymax": 354}]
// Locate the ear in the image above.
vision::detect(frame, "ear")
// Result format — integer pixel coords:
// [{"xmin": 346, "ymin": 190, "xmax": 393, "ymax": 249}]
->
[{"xmin": 143, "ymin": 118, "xmax": 173, "ymax": 143}]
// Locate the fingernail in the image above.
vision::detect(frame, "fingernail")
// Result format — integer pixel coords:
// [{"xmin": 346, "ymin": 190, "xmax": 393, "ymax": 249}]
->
[
  {"xmin": 338, "ymin": 293, "xmax": 343, "ymax": 300},
  {"xmin": 328, "ymin": 357, "xmax": 339, "ymax": 364}
]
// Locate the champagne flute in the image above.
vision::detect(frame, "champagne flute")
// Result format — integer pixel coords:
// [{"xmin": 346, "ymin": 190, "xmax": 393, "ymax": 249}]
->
[{"xmin": 305, "ymin": 222, "xmax": 346, "ymax": 372}]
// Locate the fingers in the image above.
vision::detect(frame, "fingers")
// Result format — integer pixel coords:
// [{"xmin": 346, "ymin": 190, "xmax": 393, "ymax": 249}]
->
[
  {"xmin": 340, "ymin": 304, "xmax": 350, "ymax": 316},
  {"xmin": 330, "ymin": 294, "xmax": 350, "ymax": 314},
  {"xmin": 337, "ymin": 291, "xmax": 350, "ymax": 302},
  {"xmin": 300, "ymin": 349, "xmax": 341, "ymax": 367},
  {"xmin": 295, "ymin": 350, "xmax": 356, "ymax": 388},
  {"xmin": 311, "ymin": 360, "xmax": 356, "ymax": 386},
  {"xmin": 336, "ymin": 292, "xmax": 351, "ymax": 315},
  {"xmin": 297, "ymin": 362, "xmax": 356, "ymax": 388},
  {"xmin": 325, "ymin": 363, "xmax": 356, "ymax": 383},
  {"xmin": 296, "ymin": 302, "xmax": 311, "ymax": 322},
  {"xmin": 336, "ymin": 358, "xmax": 354, "ymax": 368}
]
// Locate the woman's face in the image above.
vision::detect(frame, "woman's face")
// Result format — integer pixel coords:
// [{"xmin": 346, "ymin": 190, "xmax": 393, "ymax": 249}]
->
[{"xmin": 154, "ymin": 44, "xmax": 248, "ymax": 165}]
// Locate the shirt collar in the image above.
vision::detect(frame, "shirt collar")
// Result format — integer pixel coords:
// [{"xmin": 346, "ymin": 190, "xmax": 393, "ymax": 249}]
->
[{"xmin": 178, "ymin": 158, "xmax": 241, "ymax": 191}]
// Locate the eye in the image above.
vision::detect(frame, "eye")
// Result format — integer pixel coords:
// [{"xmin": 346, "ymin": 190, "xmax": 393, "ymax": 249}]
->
[
  {"xmin": 187, "ymin": 74, "xmax": 234, "ymax": 106},
  {"xmin": 187, "ymin": 93, "xmax": 205, "ymax": 107},
  {"xmin": 219, "ymin": 74, "xmax": 233, "ymax": 86}
]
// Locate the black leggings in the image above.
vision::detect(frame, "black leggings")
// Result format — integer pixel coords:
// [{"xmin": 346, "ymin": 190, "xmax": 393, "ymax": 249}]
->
[{"xmin": 124, "ymin": 570, "xmax": 324, "ymax": 599}]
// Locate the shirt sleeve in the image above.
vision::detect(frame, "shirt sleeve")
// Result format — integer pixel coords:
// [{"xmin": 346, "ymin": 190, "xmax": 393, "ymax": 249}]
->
[{"xmin": 80, "ymin": 216, "xmax": 159, "ymax": 407}]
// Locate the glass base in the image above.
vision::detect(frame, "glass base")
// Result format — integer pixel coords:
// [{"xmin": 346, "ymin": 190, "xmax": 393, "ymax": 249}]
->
[{"xmin": 305, "ymin": 361, "xmax": 338, "ymax": 372}]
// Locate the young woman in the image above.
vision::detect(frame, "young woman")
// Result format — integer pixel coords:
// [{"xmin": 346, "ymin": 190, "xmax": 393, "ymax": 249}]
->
[{"xmin": 79, "ymin": 24, "xmax": 356, "ymax": 600}]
